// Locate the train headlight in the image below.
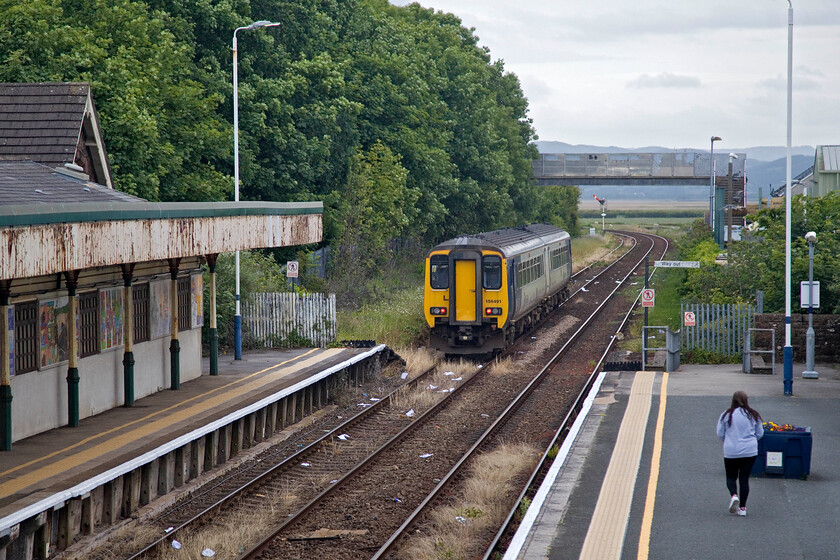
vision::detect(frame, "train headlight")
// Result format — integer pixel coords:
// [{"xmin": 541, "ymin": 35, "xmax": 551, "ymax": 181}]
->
[
  {"xmin": 484, "ymin": 307, "xmax": 502, "ymax": 316},
  {"xmin": 429, "ymin": 307, "xmax": 447, "ymax": 315}
]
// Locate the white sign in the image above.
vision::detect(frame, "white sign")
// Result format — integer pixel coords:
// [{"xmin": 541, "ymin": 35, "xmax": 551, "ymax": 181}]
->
[
  {"xmin": 800, "ymin": 281, "xmax": 820, "ymax": 308},
  {"xmin": 766, "ymin": 451, "xmax": 783, "ymax": 468},
  {"xmin": 654, "ymin": 260, "xmax": 700, "ymax": 269},
  {"xmin": 684, "ymin": 311, "xmax": 696, "ymax": 327},
  {"xmin": 641, "ymin": 289, "xmax": 655, "ymax": 308},
  {"xmin": 287, "ymin": 260, "xmax": 299, "ymax": 278}
]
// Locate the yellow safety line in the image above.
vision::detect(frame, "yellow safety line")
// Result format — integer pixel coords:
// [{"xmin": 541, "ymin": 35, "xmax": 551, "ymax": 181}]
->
[
  {"xmin": 637, "ymin": 371, "xmax": 668, "ymax": 559},
  {"xmin": 0, "ymin": 349, "xmax": 339, "ymax": 497},
  {"xmin": 579, "ymin": 371, "xmax": 654, "ymax": 560},
  {"xmin": 0, "ymin": 348, "xmax": 324, "ymax": 481}
]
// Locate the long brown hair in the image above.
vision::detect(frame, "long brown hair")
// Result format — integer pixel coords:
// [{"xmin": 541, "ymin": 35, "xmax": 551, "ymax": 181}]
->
[{"xmin": 723, "ymin": 391, "xmax": 761, "ymax": 425}]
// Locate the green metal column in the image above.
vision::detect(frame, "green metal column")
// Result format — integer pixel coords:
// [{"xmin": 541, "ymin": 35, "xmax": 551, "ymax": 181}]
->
[
  {"xmin": 169, "ymin": 259, "xmax": 181, "ymax": 390},
  {"xmin": 0, "ymin": 282, "xmax": 12, "ymax": 451},
  {"xmin": 121, "ymin": 264, "xmax": 135, "ymax": 406},
  {"xmin": 65, "ymin": 271, "xmax": 80, "ymax": 427},
  {"xmin": 207, "ymin": 254, "xmax": 219, "ymax": 376}
]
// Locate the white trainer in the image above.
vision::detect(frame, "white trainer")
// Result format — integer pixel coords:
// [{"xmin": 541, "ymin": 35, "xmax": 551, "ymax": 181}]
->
[
  {"xmin": 728, "ymin": 494, "xmax": 740, "ymax": 514},
  {"xmin": 737, "ymin": 508, "xmax": 747, "ymax": 516}
]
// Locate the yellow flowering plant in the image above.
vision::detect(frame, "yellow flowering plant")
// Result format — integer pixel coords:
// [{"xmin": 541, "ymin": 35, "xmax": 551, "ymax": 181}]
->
[{"xmin": 763, "ymin": 422, "xmax": 805, "ymax": 432}]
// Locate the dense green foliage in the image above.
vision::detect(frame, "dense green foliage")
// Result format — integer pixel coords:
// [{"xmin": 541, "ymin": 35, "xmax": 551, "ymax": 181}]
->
[
  {"xmin": 0, "ymin": 0, "xmax": 577, "ymax": 247},
  {"xmin": 677, "ymin": 193, "xmax": 840, "ymax": 313}
]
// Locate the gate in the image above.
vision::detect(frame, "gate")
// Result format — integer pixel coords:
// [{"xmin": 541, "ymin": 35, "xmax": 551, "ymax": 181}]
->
[{"xmin": 680, "ymin": 303, "xmax": 754, "ymax": 356}]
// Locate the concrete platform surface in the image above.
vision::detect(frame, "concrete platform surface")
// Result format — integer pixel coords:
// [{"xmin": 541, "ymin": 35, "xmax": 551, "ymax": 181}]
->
[{"xmin": 510, "ymin": 362, "xmax": 840, "ymax": 560}]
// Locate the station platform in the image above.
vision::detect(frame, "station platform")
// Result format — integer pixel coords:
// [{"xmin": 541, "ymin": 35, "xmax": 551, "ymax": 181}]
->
[
  {"xmin": 0, "ymin": 345, "xmax": 393, "ymax": 558},
  {"xmin": 507, "ymin": 362, "xmax": 840, "ymax": 560}
]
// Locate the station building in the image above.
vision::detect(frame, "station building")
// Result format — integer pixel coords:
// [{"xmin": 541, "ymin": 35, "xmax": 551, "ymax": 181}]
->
[{"xmin": 0, "ymin": 82, "xmax": 322, "ymax": 448}]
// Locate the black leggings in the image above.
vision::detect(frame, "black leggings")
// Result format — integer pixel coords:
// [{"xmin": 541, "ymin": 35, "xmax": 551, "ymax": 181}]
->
[{"xmin": 724, "ymin": 456, "xmax": 758, "ymax": 507}]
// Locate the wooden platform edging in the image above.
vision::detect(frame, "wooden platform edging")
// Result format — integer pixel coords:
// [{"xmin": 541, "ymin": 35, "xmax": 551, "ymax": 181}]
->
[{"xmin": 0, "ymin": 345, "xmax": 391, "ymax": 560}]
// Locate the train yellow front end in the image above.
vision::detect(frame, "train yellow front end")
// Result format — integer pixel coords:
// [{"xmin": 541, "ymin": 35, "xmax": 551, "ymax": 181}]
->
[{"xmin": 424, "ymin": 248, "xmax": 510, "ymax": 355}]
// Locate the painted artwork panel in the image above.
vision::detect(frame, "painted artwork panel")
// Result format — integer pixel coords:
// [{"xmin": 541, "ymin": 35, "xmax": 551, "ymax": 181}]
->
[
  {"xmin": 100, "ymin": 287, "xmax": 124, "ymax": 351},
  {"xmin": 39, "ymin": 297, "xmax": 69, "ymax": 367},
  {"xmin": 150, "ymin": 279, "xmax": 171, "ymax": 339},
  {"xmin": 192, "ymin": 274, "xmax": 204, "ymax": 328}
]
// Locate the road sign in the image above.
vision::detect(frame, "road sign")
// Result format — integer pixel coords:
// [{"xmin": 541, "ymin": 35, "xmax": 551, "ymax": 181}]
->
[
  {"xmin": 684, "ymin": 311, "xmax": 696, "ymax": 327},
  {"xmin": 654, "ymin": 260, "xmax": 700, "ymax": 269},
  {"xmin": 800, "ymin": 281, "xmax": 820, "ymax": 308},
  {"xmin": 641, "ymin": 288, "xmax": 655, "ymax": 307},
  {"xmin": 287, "ymin": 260, "xmax": 299, "ymax": 278}
]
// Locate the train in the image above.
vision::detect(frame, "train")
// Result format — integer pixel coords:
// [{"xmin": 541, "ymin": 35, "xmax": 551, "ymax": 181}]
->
[{"xmin": 423, "ymin": 223, "xmax": 572, "ymax": 356}]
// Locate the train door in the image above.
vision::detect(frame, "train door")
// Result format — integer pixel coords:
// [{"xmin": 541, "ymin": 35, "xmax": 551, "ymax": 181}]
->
[{"xmin": 454, "ymin": 259, "xmax": 477, "ymax": 322}]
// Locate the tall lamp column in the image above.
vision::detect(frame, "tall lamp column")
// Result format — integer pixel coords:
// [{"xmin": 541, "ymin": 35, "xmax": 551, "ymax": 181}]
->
[
  {"xmin": 232, "ymin": 20, "xmax": 279, "ymax": 360},
  {"xmin": 709, "ymin": 136, "xmax": 721, "ymax": 228},
  {"xmin": 783, "ymin": 0, "xmax": 794, "ymax": 395},
  {"xmin": 802, "ymin": 232, "xmax": 818, "ymax": 379}
]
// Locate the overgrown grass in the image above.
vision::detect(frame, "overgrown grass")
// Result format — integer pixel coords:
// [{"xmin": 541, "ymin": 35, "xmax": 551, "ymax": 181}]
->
[
  {"xmin": 336, "ymin": 286, "xmax": 426, "ymax": 347},
  {"xmin": 397, "ymin": 442, "xmax": 539, "ymax": 560}
]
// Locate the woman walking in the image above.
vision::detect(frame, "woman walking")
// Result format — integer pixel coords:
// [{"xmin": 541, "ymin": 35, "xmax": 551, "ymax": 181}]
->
[{"xmin": 716, "ymin": 391, "xmax": 763, "ymax": 516}]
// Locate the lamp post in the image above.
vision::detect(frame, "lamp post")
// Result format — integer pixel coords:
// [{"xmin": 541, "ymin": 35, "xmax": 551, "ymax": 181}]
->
[
  {"xmin": 709, "ymin": 136, "xmax": 721, "ymax": 229},
  {"xmin": 783, "ymin": 0, "xmax": 794, "ymax": 395},
  {"xmin": 727, "ymin": 153, "xmax": 738, "ymax": 245},
  {"xmin": 802, "ymin": 231, "xmax": 818, "ymax": 379},
  {"xmin": 233, "ymin": 20, "xmax": 279, "ymax": 361}
]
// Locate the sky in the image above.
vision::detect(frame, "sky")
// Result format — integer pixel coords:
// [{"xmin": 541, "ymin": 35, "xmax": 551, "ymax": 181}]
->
[{"xmin": 391, "ymin": 0, "xmax": 840, "ymax": 151}]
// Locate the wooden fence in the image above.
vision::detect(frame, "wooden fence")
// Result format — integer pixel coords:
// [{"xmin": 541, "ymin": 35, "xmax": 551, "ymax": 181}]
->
[
  {"xmin": 242, "ymin": 292, "xmax": 336, "ymax": 348},
  {"xmin": 680, "ymin": 303, "xmax": 754, "ymax": 356}
]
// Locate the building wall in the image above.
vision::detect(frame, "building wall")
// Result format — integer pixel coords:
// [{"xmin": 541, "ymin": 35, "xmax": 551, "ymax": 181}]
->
[
  {"xmin": 9, "ymin": 328, "xmax": 201, "ymax": 441},
  {"xmin": 753, "ymin": 314, "xmax": 840, "ymax": 363}
]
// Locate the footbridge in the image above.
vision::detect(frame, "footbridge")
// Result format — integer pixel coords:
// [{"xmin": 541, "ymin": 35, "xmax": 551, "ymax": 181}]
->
[{"xmin": 532, "ymin": 152, "xmax": 746, "ymax": 186}]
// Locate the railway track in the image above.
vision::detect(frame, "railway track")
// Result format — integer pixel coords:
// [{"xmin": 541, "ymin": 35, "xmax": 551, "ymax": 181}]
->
[
  {"xmin": 233, "ymin": 231, "xmax": 667, "ymax": 559},
  {"xmin": 96, "ymin": 230, "xmax": 666, "ymax": 560}
]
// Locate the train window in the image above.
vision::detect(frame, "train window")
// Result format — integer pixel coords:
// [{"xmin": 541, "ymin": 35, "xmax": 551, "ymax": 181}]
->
[
  {"xmin": 429, "ymin": 255, "xmax": 449, "ymax": 289},
  {"xmin": 483, "ymin": 256, "xmax": 502, "ymax": 290}
]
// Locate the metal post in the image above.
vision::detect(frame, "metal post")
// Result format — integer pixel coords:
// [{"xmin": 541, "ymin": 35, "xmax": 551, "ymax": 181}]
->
[
  {"xmin": 169, "ymin": 259, "xmax": 181, "ymax": 390},
  {"xmin": 643, "ymin": 258, "xmax": 649, "ymax": 369},
  {"xmin": 0, "ymin": 282, "xmax": 12, "ymax": 450},
  {"xmin": 232, "ymin": 20, "xmax": 280, "ymax": 362},
  {"xmin": 783, "ymin": 1, "xmax": 794, "ymax": 395},
  {"xmin": 710, "ymin": 136, "xmax": 720, "ymax": 228},
  {"xmin": 803, "ymin": 233, "xmax": 817, "ymax": 378},
  {"xmin": 121, "ymin": 264, "xmax": 135, "ymax": 406},
  {"xmin": 208, "ymin": 254, "xmax": 219, "ymax": 375},
  {"xmin": 64, "ymin": 271, "xmax": 80, "ymax": 427},
  {"xmin": 233, "ymin": 30, "xmax": 242, "ymax": 361}
]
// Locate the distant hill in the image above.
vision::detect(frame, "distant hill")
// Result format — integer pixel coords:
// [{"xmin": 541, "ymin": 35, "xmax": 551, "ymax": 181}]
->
[
  {"xmin": 746, "ymin": 155, "xmax": 813, "ymax": 202},
  {"xmin": 536, "ymin": 141, "xmax": 815, "ymax": 163}
]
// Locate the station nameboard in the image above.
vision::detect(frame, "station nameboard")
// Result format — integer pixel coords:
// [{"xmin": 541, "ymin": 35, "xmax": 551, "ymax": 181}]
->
[{"xmin": 654, "ymin": 260, "xmax": 700, "ymax": 269}]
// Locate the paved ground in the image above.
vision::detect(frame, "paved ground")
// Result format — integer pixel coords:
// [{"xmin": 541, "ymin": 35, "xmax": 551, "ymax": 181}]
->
[{"xmin": 513, "ymin": 362, "xmax": 840, "ymax": 560}]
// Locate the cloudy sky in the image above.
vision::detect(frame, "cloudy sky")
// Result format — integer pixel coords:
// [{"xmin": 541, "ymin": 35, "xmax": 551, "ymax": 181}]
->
[{"xmin": 392, "ymin": 0, "xmax": 840, "ymax": 150}]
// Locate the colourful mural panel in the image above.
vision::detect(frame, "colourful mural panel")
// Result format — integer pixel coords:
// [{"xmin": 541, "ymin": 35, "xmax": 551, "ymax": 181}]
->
[
  {"xmin": 99, "ymin": 287, "xmax": 124, "ymax": 351},
  {"xmin": 39, "ymin": 297, "xmax": 69, "ymax": 367},
  {"xmin": 151, "ymin": 280, "xmax": 171, "ymax": 339},
  {"xmin": 192, "ymin": 274, "xmax": 204, "ymax": 328}
]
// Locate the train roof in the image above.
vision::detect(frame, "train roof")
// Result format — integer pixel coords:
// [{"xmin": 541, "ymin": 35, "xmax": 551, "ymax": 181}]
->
[{"xmin": 430, "ymin": 224, "xmax": 570, "ymax": 257}]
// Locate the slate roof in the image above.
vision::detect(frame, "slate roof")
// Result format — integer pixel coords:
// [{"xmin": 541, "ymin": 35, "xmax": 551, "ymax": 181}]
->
[
  {"xmin": 0, "ymin": 160, "xmax": 142, "ymax": 205},
  {"xmin": 0, "ymin": 82, "xmax": 113, "ymax": 187}
]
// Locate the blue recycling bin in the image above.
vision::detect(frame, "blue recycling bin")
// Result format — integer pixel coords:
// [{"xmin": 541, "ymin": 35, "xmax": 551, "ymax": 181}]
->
[{"xmin": 752, "ymin": 427, "xmax": 812, "ymax": 479}]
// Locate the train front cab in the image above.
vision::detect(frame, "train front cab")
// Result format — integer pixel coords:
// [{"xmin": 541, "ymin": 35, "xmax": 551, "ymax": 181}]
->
[{"xmin": 424, "ymin": 249, "xmax": 511, "ymax": 355}]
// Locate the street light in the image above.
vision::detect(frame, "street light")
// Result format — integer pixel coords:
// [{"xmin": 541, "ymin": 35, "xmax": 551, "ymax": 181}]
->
[
  {"xmin": 233, "ymin": 20, "xmax": 280, "ymax": 361},
  {"xmin": 709, "ymin": 136, "xmax": 721, "ymax": 229},
  {"xmin": 802, "ymin": 231, "xmax": 818, "ymax": 379},
  {"xmin": 783, "ymin": 0, "xmax": 794, "ymax": 395},
  {"xmin": 726, "ymin": 153, "xmax": 738, "ymax": 245}
]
